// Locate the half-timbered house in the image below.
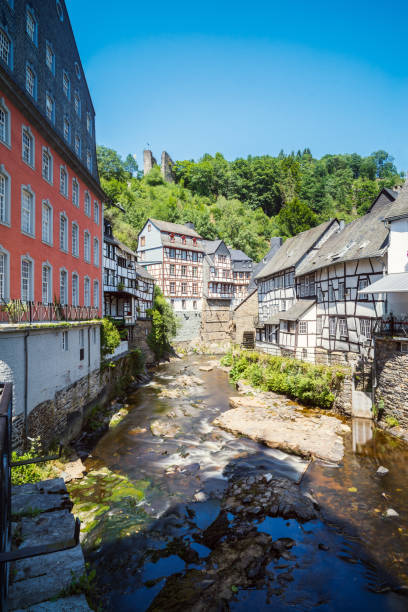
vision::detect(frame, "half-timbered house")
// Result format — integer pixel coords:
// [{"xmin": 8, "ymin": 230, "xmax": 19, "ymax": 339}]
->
[
  {"xmin": 229, "ymin": 248, "xmax": 253, "ymax": 308},
  {"xmin": 296, "ymin": 188, "xmax": 398, "ymax": 363},
  {"xmin": 255, "ymin": 219, "xmax": 339, "ymax": 358}
]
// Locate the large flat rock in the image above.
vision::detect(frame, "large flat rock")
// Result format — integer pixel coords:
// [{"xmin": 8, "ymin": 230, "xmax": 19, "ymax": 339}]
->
[
  {"xmin": 214, "ymin": 399, "xmax": 348, "ymax": 463},
  {"xmin": 12, "ymin": 594, "xmax": 91, "ymax": 611},
  {"xmin": 12, "ymin": 478, "xmax": 72, "ymax": 518},
  {"xmin": 20, "ymin": 510, "xmax": 76, "ymax": 548}
]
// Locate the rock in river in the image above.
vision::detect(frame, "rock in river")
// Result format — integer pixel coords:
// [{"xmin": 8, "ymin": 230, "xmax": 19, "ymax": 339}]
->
[{"xmin": 150, "ymin": 419, "xmax": 180, "ymax": 437}]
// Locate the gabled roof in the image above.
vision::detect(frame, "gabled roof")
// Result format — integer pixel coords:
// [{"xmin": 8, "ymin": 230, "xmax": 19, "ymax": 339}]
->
[
  {"xmin": 229, "ymin": 248, "xmax": 252, "ymax": 261},
  {"xmin": 203, "ymin": 239, "xmax": 224, "ymax": 255},
  {"xmin": 279, "ymin": 300, "xmax": 315, "ymax": 321},
  {"xmin": 255, "ymin": 219, "xmax": 337, "ymax": 280},
  {"xmin": 297, "ymin": 190, "xmax": 397, "ymax": 276},
  {"xmin": 148, "ymin": 218, "xmax": 202, "ymax": 238},
  {"xmin": 384, "ymin": 181, "xmax": 408, "ymax": 221},
  {"xmin": 135, "ymin": 262, "xmax": 154, "ymax": 281}
]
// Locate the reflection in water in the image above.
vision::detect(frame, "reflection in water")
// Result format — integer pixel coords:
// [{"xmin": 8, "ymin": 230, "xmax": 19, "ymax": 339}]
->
[
  {"xmin": 69, "ymin": 356, "xmax": 408, "ymax": 611},
  {"xmin": 352, "ymin": 417, "xmax": 374, "ymax": 453}
]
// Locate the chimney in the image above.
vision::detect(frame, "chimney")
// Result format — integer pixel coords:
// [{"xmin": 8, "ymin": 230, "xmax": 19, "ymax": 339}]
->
[
  {"xmin": 184, "ymin": 222, "xmax": 195, "ymax": 230},
  {"xmin": 270, "ymin": 237, "xmax": 283, "ymax": 249},
  {"xmin": 339, "ymin": 220, "xmax": 346, "ymax": 231}
]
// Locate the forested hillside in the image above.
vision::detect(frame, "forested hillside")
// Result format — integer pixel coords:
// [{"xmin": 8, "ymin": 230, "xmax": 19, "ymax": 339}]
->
[{"xmin": 98, "ymin": 146, "xmax": 403, "ymax": 262}]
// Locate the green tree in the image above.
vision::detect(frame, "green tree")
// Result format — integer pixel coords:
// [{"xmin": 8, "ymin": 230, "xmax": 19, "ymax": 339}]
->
[
  {"xmin": 147, "ymin": 286, "xmax": 178, "ymax": 359},
  {"xmin": 97, "ymin": 145, "xmax": 127, "ymax": 181},
  {"xmin": 275, "ymin": 198, "xmax": 318, "ymax": 237}
]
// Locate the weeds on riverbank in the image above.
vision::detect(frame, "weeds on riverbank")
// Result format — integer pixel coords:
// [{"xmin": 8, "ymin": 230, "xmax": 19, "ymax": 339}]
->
[{"xmin": 221, "ymin": 349, "xmax": 347, "ymax": 409}]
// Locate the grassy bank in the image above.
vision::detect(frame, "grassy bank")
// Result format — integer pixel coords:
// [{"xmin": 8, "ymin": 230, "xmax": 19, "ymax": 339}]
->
[{"xmin": 221, "ymin": 349, "xmax": 347, "ymax": 409}]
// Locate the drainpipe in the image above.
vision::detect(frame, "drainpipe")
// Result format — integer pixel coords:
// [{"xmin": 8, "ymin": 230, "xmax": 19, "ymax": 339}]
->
[{"xmin": 24, "ymin": 330, "xmax": 29, "ymax": 442}]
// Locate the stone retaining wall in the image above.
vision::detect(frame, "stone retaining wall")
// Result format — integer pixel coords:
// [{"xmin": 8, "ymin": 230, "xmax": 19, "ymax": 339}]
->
[{"xmin": 375, "ymin": 337, "xmax": 408, "ymax": 428}]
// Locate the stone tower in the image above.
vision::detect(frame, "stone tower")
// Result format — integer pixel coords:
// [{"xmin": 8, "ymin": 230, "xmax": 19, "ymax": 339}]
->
[
  {"xmin": 161, "ymin": 151, "xmax": 175, "ymax": 183},
  {"xmin": 143, "ymin": 150, "xmax": 157, "ymax": 176}
]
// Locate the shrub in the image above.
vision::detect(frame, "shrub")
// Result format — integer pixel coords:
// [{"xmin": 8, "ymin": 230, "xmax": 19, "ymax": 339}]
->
[
  {"xmin": 100, "ymin": 317, "xmax": 121, "ymax": 358},
  {"xmin": 226, "ymin": 349, "xmax": 346, "ymax": 409},
  {"xmin": 11, "ymin": 450, "xmax": 56, "ymax": 485},
  {"xmin": 147, "ymin": 286, "xmax": 179, "ymax": 359},
  {"xmin": 385, "ymin": 415, "xmax": 399, "ymax": 428}
]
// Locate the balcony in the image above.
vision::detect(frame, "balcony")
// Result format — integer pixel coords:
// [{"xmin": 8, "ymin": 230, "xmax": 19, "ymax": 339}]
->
[
  {"xmin": 0, "ymin": 300, "xmax": 99, "ymax": 325},
  {"xmin": 374, "ymin": 316, "xmax": 408, "ymax": 337}
]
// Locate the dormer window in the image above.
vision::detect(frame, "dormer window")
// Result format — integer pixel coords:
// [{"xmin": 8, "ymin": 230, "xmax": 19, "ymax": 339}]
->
[{"xmin": 170, "ymin": 233, "xmax": 175, "ymax": 243}]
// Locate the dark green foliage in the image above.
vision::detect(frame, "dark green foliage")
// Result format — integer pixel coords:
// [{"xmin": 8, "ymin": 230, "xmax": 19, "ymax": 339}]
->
[
  {"xmin": 100, "ymin": 317, "xmax": 121, "ymax": 358},
  {"xmin": 226, "ymin": 349, "xmax": 346, "ymax": 409},
  {"xmin": 147, "ymin": 286, "xmax": 178, "ymax": 359}
]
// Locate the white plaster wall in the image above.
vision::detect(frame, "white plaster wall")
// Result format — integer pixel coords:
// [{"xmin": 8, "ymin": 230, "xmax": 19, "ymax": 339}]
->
[
  {"xmin": 0, "ymin": 324, "xmax": 101, "ymax": 416},
  {"xmin": 169, "ymin": 297, "xmax": 202, "ymax": 312},
  {"xmin": 387, "ymin": 292, "xmax": 408, "ymax": 316},
  {"xmin": 388, "ymin": 219, "xmax": 408, "ymax": 274}
]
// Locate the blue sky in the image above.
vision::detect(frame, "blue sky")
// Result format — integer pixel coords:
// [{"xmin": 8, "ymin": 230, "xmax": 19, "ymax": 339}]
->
[{"xmin": 66, "ymin": 0, "xmax": 408, "ymax": 171}]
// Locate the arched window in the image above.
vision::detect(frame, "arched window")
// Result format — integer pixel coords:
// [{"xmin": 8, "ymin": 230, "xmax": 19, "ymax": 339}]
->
[
  {"xmin": 84, "ymin": 276, "xmax": 90, "ymax": 306},
  {"xmin": 0, "ymin": 248, "xmax": 10, "ymax": 300},
  {"xmin": 26, "ymin": 6, "xmax": 38, "ymax": 45},
  {"xmin": 45, "ymin": 92, "xmax": 55, "ymax": 123},
  {"xmin": 62, "ymin": 70, "xmax": 70, "ymax": 99},
  {"xmin": 60, "ymin": 166, "xmax": 68, "ymax": 197},
  {"xmin": 21, "ymin": 185, "xmax": 35, "ymax": 236},
  {"xmin": 21, "ymin": 257, "xmax": 33, "ymax": 302},
  {"xmin": 93, "ymin": 237, "xmax": 99, "ymax": 266},
  {"xmin": 93, "ymin": 280, "xmax": 99, "ymax": 308},
  {"xmin": 86, "ymin": 150, "xmax": 92, "ymax": 171},
  {"xmin": 25, "ymin": 63, "xmax": 36, "ymax": 98},
  {"xmin": 42, "ymin": 147, "xmax": 53, "ymax": 183},
  {"xmin": 22, "ymin": 126, "xmax": 34, "ymax": 167},
  {"xmin": 84, "ymin": 191, "xmax": 91, "ymax": 216},
  {"xmin": 59, "ymin": 213, "xmax": 68, "ymax": 251},
  {"xmin": 74, "ymin": 90, "xmax": 81, "ymax": 117},
  {"xmin": 41, "ymin": 200, "xmax": 52, "ymax": 244},
  {"xmin": 63, "ymin": 116, "xmax": 70, "ymax": 142},
  {"xmin": 74, "ymin": 133, "xmax": 81, "ymax": 157},
  {"xmin": 93, "ymin": 200, "xmax": 99, "ymax": 224},
  {"xmin": 84, "ymin": 230, "xmax": 90, "ymax": 262}
]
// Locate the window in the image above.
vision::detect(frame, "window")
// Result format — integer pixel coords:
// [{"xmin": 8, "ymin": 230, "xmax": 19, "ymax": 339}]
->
[
  {"xmin": 329, "ymin": 317, "xmax": 336, "ymax": 337},
  {"xmin": 316, "ymin": 316, "xmax": 323, "ymax": 335},
  {"xmin": 0, "ymin": 167, "xmax": 10, "ymax": 225},
  {"xmin": 192, "ymin": 252, "xmax": 198, "ymax": 262},
  {"xmin": 192, "ymin": 283, "xmax": 198, "ymax": 294},
  {"xmin": 192, "ymin": 267, "xmax": 197, "ymax": 277},
  {"xmin": 60, "ymin": 214, "xmax": 68, "ymax": 251},
  {"xmin": 181, "ymin": 250, "xmax": 187, "ymax": 261},
  {"xmin": 45, "ymin": 42, "xmax": 55, "ymax": 73},
  {"xmin": 72, "ymin": 178, "xmax": 79, "ymax": 206},
  {"xmin": 339, "ymin": 318, "xmax": 347, "ymax": 337},
  {"xmin": 63, "ymin": 116, "xmax": 70, "ymax": 142},
  {"xmin": 358, "ymin": 278, "xmax": 369, "ymax": 300},
  {"xmin": 170, "ymin": 233, "xmax": 175, "ymax": 243},
  {"xmin": 299, "ymin": 321, "xmax": 308, "ymax": 334},
  {"xmin": 42, "ymin": 264, "xmax": 51, "ymax": 303},
  {"xmin": 25, "ymin": 64, "xmax": 36, "ymax": 98},
  {"xmin": 84, "ymin": 231, "xmax": 90, "ymax": 262},
  {"xmin": 140, "ymin": 236, "xmax": 146, "ymax": 247},
  {"xmin": 360, "ymin": 318, "xmax": 372, "ymax": 339},
  {"xmin": 170, "ymin": 264, "xmax": 175, "ymax": 275},
  {"xmin": 181, "ymin": 282, "xmax": 187, "ymax": 294},
  {"xmin": 93, "ymin": 280, "xmax": 99, "ymax": 308},
  {"xmin": 72, "ymin": 222, "xmax": 79, "ymax": 256},
  {"xmin": 86, "ymin": 112, "xmax": 92, "ymax": 134},
  {"xmin": 193, "ymin": 300, "xmax": 197, "ymax": 310},
  {"xmin": 328, "ymin": 284, "xmax": 335, "ymax": 302},
  {"xmin": 21, "ymin": 187, "xmax": 34, "ymax": 235},
  {"xmin": 62, "ymin": 70, "xmax": 70, "ymax": 99},
  {"xmin": 84, "ymin": 277, "xmax": 90, "ymax": 306},
  {"xmin": 0, "ymin": 250, "xmax": 8, "ymax": 299},
  {"xmin": 169, "ymin": 248, "xmax": 175, "ymax": 259},
  {"xmin": 62, "ymin": 330, "xmax": 68, "ymax": 351},
  {"xmin": 56, "ymin": 1, "xmax": 64, "ymax": 21},
  {"xmin": 21, "ymin": 258, "xmax": 32, "ymax": 302},
  {"xmin": 317, "ymin": 287, "xmax": 323, "ymax": 303},
  {"xmin": 170, "ymin": 281, "xmax": 175, "ymax": 294},
  {"xmin": 22, "ymin": 127, "xmax": 34, "ymax": 167},
  {"xmin": 45, "ymin": 93, "xmax": 55, "ymax": 123},
  {"xmin": 79, "ymin": 328, "xmax": 84, "ymax": 349},
  {"xmin": 60, "ymin": 269, "xmax": 67, "ymax": 304},
  {"xmin": 338, "ymin": 282, "xmax": 345, "ymax": 300},
  {"xmin": 0, "ymin": 29, "xmax": 11, "ymax": 67},
  {"xmin": 84, "ymin": 192, "xmax": 91, "ymax": 216},
  {"xmin": 26, "ymin": 8, "xmax": 37, "ymax": 44},
  {"xmin": 182, "ymin": 299, "xmax": 186, "ymax": 310},
  {"xmin": 72, "ymin": 273, "xmax": 79, "ymax": 306},
  {"xmin": 94, "ymin": 201, "xmax": 99, "ymax": 224},
  {"xmin": 0, "ymin": 99, "xmax": 10, "ymax": 146},
  {"xmin": 60, "ymin": 166, "xmax": 68, "ymax": 196},
  {"xmin": 93, "ymin": 237, "xmax": 99, "ymax": 266},
  {"xmin": 42, "ymin": 201, "xmax": 52, "ymax": 244},
  {"xmin": 74, "ymin": 92, "xmax": 81, "ymax": 117},
  {"xmin": 42, "ymin": 148, "xmax": 53, "ymax": 183},
  {"xmin": 74, "ymin": 134, "xmax": 81, "ymax": 157},
  {"xmin": 74, "ymin": 61, "xmax": 81, "ymax": 80},
  {"xmin": 86, "ymin": 150, "xmax": 92, "ymax": 171},
  {"xmin": 181, "ymin": 265, "xmax": 187, "ymax": 276}
]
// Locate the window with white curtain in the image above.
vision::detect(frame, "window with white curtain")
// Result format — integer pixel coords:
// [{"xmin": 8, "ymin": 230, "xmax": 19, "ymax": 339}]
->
[
  {"xmin": 72, "ymin": 273, "xmax": 79, "ymax": 306},
  {"xmin": 60, "ymin": 214, "xmax": 68, "ymax": 251},
  {"xmin": 60, "ymin": 269, "xmax": 67, "ymax": 304},
  {"xmin": 84, "ymin": 277, "xmax": 90, "ymax": 306},
  {"xmin": 93, "ymin": 280, "xmax": 99, "ymax": 308},
  {"xmin": 72, "ymin": 222, "xmax": 79, "ymax": 256}
]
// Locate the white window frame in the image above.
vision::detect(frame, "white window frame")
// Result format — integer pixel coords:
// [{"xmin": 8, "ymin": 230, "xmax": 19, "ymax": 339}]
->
[
  {"xmin": 41, "ymin": 262, "xmax": 52, "ymax": 304},
  {"xmin": 338, "ymin": 318, "xmax": 348, "ymax": 337},
  {"xmin": 328, "ymin": 284, "xmax": 335, "ymax": 302},
  {"xmin": 60, "ymin": 165, "xmax": 68, "ymax": 197},
  {"xmin": 21, "ymin": 185, "xmax": 35, "ymax": 236},
  {"xmin": 0, "ymin": 165, "xmax": 11, "ymax": 226},
  {"xmin": 45, "ymin": 92, "xmax": 55, "ymax": 124},
  {"xmin": 74, "ymin": 133, "xmax": 81, "ymax": 157},
  {"xmin": 0, "ymin": 98, "xmax": 11, "ymax": 147},
  {"xmin": 63, "ymin": 116, "xmax": 70, "ymax": 143},
  {"xmin": 299, "ymin": 320, "xmax": 308, "ymax": 334},
  {"xmin": 338, "ymin": 281, "xmax": 345, "ymax": 300},
  {"xmin": 72, "ymin": 178, "xmax": 79, "ymax": 207},
  {"xmin": 84, "ymin": 276, "xmax": 90, "ymax": 307},
  {"xmin": 86, "ymin": 150, "xmax": 92, "ymax": 172},
  {"xmin": 21, "ymin": 255, "xmax": 34, "ymax": 302},
  {"xmin": 0, "ymin": 28, "xmax": 12, "ymax": 69},
  {"xmin": 74, "ymin": 90, "xmax": 81, "ymax": 117},
  {"xmin": 316, "ymin": 316, "xmax": 323, "ymax": 335},
  {"xmin": 93, "ymin": 237, "xmax": 99, "ymax": 266},
  {"xmin": 26, "ymin": 6, "xmax": 38, "ymax": 45},
  {"xmin": 59, "ymin": 212, "xmax": 68, "ymax": 252},
  {"xmin": 62, "ymin": 70, "xmax": 70, "ymax": 100},
  {"xmin": 329, "ymin": 317, "xmax": 337, "ymax": 337},
  {"xmin": 72, "ymin": 272, "xmax": 79, "ymax": 306},
  {"xmin": 358, "ymin": 278, "xmax": 369, "ymax": 301},
  {"xmin": 360, "ymin": 318, "xmax": 372, "ymax": 340},
  {"xmin": 72, "ymin": 221, "xmax": 79, "ymax": 257},
  {"xmin": 93, "ymin": 279, "xmax": 99, "ymax": 308},
  {"xmin": 22, "ymin": 126, "xmax": 35, "ymax": 168},
  {"xmin": 84, "ymin": 230, "xmax": 90, "ymax": 262},
  {"xmin": 60, "ymin": 267, "xmax": 68, "ymax": 305},
  {"xmin": 86, "ymin": 112, "xmax": 92, "ymax": 135},
  {"xmin": 45, "ymin": 40, "xmax": 55, "ymax": 74},
  {"xmin": 41, "ymin": 146, "xmax": 53, "ymax": 183},
  {"xmin": 84, "ymin": 191, "xmax": 91, "ymax": 216},
  {"xmin": 0, "ymin": 246, "xmax": 10, "ymax": 300},
  {"xmin": 41, "ymin": 199, "xmax": 53, "ymax": 245},
  {"xmin": 25, "ymin": 62, "xmax": 36, "ymax": 99},
  {"xmin": 93, "ymin": 200, "xmax": 99, "ymax": 224}
]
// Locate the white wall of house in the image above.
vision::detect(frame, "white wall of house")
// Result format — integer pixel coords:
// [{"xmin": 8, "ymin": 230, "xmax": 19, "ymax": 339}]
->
[
  {"xmin": 388, "ymin": 218, "xmax": 408, "ymax": 274},
  {"xmin": 0, "ymin": 323, "xmax": 101, "ymax": 417},
  {"xmin": 168, "ymin": 297, "xmax": 203, "ymax": 312},
  {"xmin": 138, "ymin": 223, "xmax": 163, "ymax": 262}
]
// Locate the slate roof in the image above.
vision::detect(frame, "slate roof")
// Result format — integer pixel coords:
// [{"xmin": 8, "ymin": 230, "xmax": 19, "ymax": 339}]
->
[
  {"xmin": 249, "ymin": 241, "xmax": 282, "ymax": 290},
  {"xmin": 255, "ymin": 219, "xmax": 337, "ymax": 280},
  {"xmin": 203, "ymin": 240, "xmax": 223, "ymax": 255},
  {"xmin": 279, "ymin": 300, "xmax": 316, "ymax": 321},
  {"xmin": 149, "ymin": 218, "xmax": 202, "ymax": 238},
  {"xmin": 135, "ymin": 263, "xmax": 154, "ymax": 281},
  {"xmin": 297, "ymin": 190, "xmax": 397, "ymax": 276},
  {"xmin": 229, "ymin": 248, "xmax": 252, "ymax": 261},
  {"xmin": 384, "ymin": 181, "xmax": 408, "ymax": 221}
]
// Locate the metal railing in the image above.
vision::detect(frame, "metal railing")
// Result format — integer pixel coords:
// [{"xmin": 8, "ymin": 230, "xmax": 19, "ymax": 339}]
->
[
  {"xmin": 373, "ymin": 317, "xmax": 408, "ymax": 337},
  {"xmin": 0, "ymin": 383, "xmax": 80, "ymax": 611},
  {"xmin": 0, "ymin": 300, "xmax": 99, "ymax": 325}
]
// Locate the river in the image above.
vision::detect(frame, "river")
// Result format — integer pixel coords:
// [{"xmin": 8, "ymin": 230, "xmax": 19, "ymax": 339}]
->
[{"xmin": 68, "ymin": 355, "xmax": 408, "ymax": 611}]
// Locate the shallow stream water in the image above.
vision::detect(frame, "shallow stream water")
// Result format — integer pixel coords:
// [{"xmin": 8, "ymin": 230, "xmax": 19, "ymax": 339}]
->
[{"xmin": 69, "ymin": 356, "xmax": 408, "ymax": 611}]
